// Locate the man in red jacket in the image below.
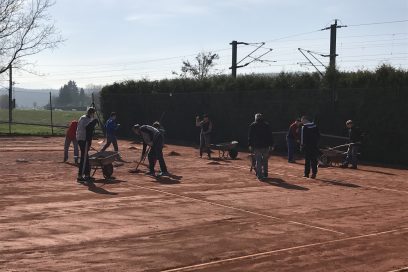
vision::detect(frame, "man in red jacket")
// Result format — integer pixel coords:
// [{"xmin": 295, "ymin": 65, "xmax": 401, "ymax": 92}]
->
[{"xmin": 64, "ymin": 120, "xmax": 79, "ymax": 164}]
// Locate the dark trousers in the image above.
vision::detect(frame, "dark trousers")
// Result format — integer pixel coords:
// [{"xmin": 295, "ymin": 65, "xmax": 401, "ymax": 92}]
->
[
  {"xmin": 148, "ymin": 137, "xmax": 167, "ymax": 173},
  {"xmin": 304, "ymin": 147, "xmax": 318, "ymax": 176},
  {"xmin": 344, "ymin": 145, "xmax": 359, "ymax": 168},
  {"xmin": 78, "ymin": 140, "xmax": 91, "ymax": 177},
  {"xmin": 200, "ymin": 133, "xmax": 211, "ymax": 157},
  {"xmin": 101, "ymin": 137, "xmax": 118, "ymax": 152},
  {"xmin": 286, "ymin": 137, "xmax": 295, "ymax": 162}
]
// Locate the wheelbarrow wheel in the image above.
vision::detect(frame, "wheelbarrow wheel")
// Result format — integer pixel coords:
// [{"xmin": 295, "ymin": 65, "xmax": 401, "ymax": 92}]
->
[
  {"xmin": 228, "ymin": 149, "xmax": 238, "ymax": 159},
  {"xmin": 102, "ymin": 164, "xmax": 114, "ymax": 179},
  {"xmin": 319, "ymin": 155, "xmax": 330, "ymax": 167}
]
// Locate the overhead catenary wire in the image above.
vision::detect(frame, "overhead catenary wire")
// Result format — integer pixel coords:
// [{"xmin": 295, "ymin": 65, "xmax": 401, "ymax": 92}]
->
[{"xmin": 10, "ymin": 19, "xmax": 408, "ymax": 88}]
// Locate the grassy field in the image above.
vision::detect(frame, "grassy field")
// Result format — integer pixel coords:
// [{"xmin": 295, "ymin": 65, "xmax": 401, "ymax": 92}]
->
[{"xmin": 0, "ymin": 109, "xmax": 85, "ymax": 135}]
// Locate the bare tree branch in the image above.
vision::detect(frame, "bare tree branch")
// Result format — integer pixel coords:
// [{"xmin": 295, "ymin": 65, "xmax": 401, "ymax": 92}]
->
[
  {"xmin": 180, "ymin": 51, "xmax": 219, "ymax": 80},
  {"xmin": 0, "ymin": 0, "xmax": 63, "ymax": 75}
]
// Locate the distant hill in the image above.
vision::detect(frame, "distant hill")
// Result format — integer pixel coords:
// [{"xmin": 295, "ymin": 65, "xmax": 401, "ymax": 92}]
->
[{"xmin": 13, "ymin": 88, "xmax": 58, "ymax": 109}]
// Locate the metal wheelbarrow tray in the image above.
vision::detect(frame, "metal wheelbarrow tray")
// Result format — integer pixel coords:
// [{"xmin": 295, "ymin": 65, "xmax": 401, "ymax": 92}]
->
[
  {"xmin": 210, "ymin": 141, "xmax": 239, "ymax": 159},
  {"xmin": 89, "ymin": 151, "xmax": 119, "ymax": 179}
]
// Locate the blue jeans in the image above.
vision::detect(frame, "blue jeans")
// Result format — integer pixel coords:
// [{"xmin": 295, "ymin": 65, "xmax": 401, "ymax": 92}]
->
[
  {"xmin": 64, "ymin": 137, "xmax": 78, "ymax": 162},
  {"xmin": 286, "ymin": 137, "xmax": 295, "ymax": 162},
  {"xmin": 254, "ymin": 148, "xmax": 269, "ymax": 178}
]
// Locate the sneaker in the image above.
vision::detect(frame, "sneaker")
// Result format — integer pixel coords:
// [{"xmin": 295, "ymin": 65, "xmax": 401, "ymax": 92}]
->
[
  {"xmin": 310, "ymin": 174, "xmax": 316, "ymax": 179},
  {"xmin": 340, "ymin": 164, "xmax": 348, "ymax": 168},
  {"xmin": 77, "ymin": 177, "xmax": 86, "ymax": 183},
  {"xmin": 157, "ymin": 171, "xmax": 170, "ymax": 177},
  {"xmin": 83, "ymin": 180, "xmax": 94, "ymax": 186},
  {"xmin": 303, "ymin": 175, "xmax": 309, "ymax": 178},
  {"xmin": 85, "ymin": 176, "xmax": 95, "ymax": 182},
  {"xmin": 350, "ymin": 166, "xmax": 358, "ymax": 169},
  {"xmin": 145, "ymin": 171, "xmax": 155, "ymax": 177}
]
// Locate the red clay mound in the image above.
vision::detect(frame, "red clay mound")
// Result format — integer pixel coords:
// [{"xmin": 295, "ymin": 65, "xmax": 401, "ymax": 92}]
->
[{"xmin": 168, "ymin": 151, "xmax": 181, "ymax": 156}]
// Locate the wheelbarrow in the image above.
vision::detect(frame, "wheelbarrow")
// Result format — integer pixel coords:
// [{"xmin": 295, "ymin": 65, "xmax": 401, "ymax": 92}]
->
[
  {"xmin": 318, "ymin": 144, "xmax": 350, "ymax": 167},
  {"xmin": 210, "ymin": 141, "xmax": 239, "ymax": 159},
  {"xmin": 89, "ymin": 151, "xmax": 119, "ymax": 179}
]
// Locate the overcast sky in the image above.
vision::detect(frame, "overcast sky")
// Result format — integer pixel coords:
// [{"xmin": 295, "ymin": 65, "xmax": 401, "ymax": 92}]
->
[{"xmin": 3, "ymin": 0, "xmax": 408, "ymax": 89}]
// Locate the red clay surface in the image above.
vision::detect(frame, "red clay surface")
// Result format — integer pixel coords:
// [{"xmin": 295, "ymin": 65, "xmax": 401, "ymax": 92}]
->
[{"xmin": 0, "ymin": 136, "xmax": 407, "ymax": 272}]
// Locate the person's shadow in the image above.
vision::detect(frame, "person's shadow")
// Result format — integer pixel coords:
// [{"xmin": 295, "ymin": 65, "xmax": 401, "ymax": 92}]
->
[
  {"xmin": 154, "ymin": 174, "xmax": 183, "ymax": 185},
  {"xmin": 86, "ymin": 182, "xmax": 118, "ymax": 195},
  {"xmin": 93, "ymin": 178, "xmax": 127, "ymax": 185},
  {"xmin": 315, "ymin": 178, "xmax": 361, "ymax": 188},
  {"xmin": 262, "ymin": 178, "xmax": 309, "ymax": 191}
]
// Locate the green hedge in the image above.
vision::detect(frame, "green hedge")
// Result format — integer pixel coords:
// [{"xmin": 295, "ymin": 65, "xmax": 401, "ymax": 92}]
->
[{"xmin": 100, "ymin": 66, "xmax": 408, "ymax": 165}]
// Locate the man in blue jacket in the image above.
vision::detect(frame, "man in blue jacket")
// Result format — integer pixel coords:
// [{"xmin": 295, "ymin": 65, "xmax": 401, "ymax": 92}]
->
[
  {"xmin": 301, "ymin": 116, "xmax": 320, "ymax": 179},
  {"xmin": 101, "ymin": 112, "xmax": 120, "ymax": 153}
]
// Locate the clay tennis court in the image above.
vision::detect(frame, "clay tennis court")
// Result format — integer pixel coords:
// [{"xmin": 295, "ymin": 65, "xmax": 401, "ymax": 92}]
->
[{"xmin": 1, "ymin": 136, "xmax": 407, "ymax": 272}]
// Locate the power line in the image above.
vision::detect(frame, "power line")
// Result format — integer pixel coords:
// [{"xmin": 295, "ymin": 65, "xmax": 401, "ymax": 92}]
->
[{"xmin": 348, "ymin": 19, "xmax": 408, "ymax": 27}]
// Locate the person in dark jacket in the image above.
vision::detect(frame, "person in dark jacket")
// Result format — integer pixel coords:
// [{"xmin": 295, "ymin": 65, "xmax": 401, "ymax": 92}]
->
[
  {"xmin": 196, "ymin": 114, "xmax": 212, "ymax": 159},
  {"xmin": 248, "ymin": 113, "xmax": 274, "ymax": 180},
  {"xmin": 286, "ymin": 118, "xmax": 301, "ymax": 163},
  {"xmin": 341, "ymin": 120, "xmax": 362, "ymax": 169},
  {"xmin": 132, "ymin": 124, "xmax": 168, "ymax": 177},
  {"xmin": 301, "ymin": 116, "xmax": 320, "ymax": 179},
  {"xmin": 76, "ymin": 107, "xmax": 98, "ymax": 184},
  {"xmin": 101, "ymin": 112, "xmax": 120, "ymax": 153}
]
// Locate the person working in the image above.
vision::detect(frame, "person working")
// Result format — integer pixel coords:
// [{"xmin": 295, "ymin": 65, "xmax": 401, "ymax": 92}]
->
[
  {"xmin": 76, "ymin": 107, "xmax": 98, "ymax": 184},
  {"xmin": 196, "ymin": 114, "xmax": 212, "ymax": 159},
  {"xmin": 248, "ymin": 113, "xmax": 274, "ymax": 180},
  {"xmin": 64, "ymin": 120, "xmax": 79, "ymax": 164},
  {"xmin": 301, "ymin": 116, "xmax": 320, "ymax": 179},
  {"xmin": 341, "ymin": 120, "xmax": 362, "ymax": 169},
  {"xmin": 132, "ymin": 124, "xmax": 168, "ymax": 177}
]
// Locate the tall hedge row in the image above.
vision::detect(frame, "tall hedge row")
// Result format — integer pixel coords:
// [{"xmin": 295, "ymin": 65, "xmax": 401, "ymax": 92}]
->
[{"xmin": 100, "ymin": 66, "xmax": 408, "ymax": 165}]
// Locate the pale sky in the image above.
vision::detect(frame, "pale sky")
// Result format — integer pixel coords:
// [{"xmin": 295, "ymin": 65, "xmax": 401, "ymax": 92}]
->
[{"xmin": 4, "ymin": 0, "xmax": 408, "ymax": 89}]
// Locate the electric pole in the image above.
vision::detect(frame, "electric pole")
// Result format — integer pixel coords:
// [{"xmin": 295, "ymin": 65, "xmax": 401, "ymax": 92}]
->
[
  {"xmin": 321, "ymin": 19, "xmax": 346, "ymax": 103},
  {"xmin": 8, "ymin": 65, "xmax": 12, "ymax": 134},
  {"xmin": 230, "ymin": 40, "xmax": 238, "ymax": 78},
  {"xmin": 329, "ymin": 19, "xmax": 338, "ymax": 70},
  {"xmin": 229, "ymin": 40, "xmax": 251, "ymax": 78}
]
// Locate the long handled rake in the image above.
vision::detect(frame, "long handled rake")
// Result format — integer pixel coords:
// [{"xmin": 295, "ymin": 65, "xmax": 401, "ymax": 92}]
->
[{"xmin": 129, "ymin": 146, "xmax": 151, "ymax": 173}]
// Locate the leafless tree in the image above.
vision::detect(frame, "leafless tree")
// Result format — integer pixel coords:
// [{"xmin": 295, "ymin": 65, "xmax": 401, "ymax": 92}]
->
[
  {"xmin": 179, "ymin": 51, "xmax": 219, "ymax": 80},
  {"xmin": 0, "ymin": 0, "xmax": 62, "ymax": 75}
]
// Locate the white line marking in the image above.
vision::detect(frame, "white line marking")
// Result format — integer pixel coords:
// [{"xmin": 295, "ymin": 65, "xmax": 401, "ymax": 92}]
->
[
  {"xmin": 132, "ymin": 184, "xmax": 345, "ymax": 235},
  {"xmin": 229, "ymin": 164, "xmax": 408, "ymax": 194},
  {"xmin": 160, "ymin": 228, "xmax": 408, "ymax": 272},
  {"xmin": 387, "ymin": 266, "xmax": 408, "ymax": 272}
]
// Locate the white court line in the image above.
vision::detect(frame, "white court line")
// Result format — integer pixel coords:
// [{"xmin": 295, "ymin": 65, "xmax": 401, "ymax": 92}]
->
[
  {"xmin": 387, "ymin": 267, "xmax": 408, "ymax": 272},
  {"xmin": 132, "ymin": 184, "xmax": 345, "ymax": 235},
  {"xmin": 229, "ymin": 164, "xmax": 408, "ymax": 194},
  {"xmin": 161, "ymin": 227, "xmax": 408, "ymax": 272}
]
